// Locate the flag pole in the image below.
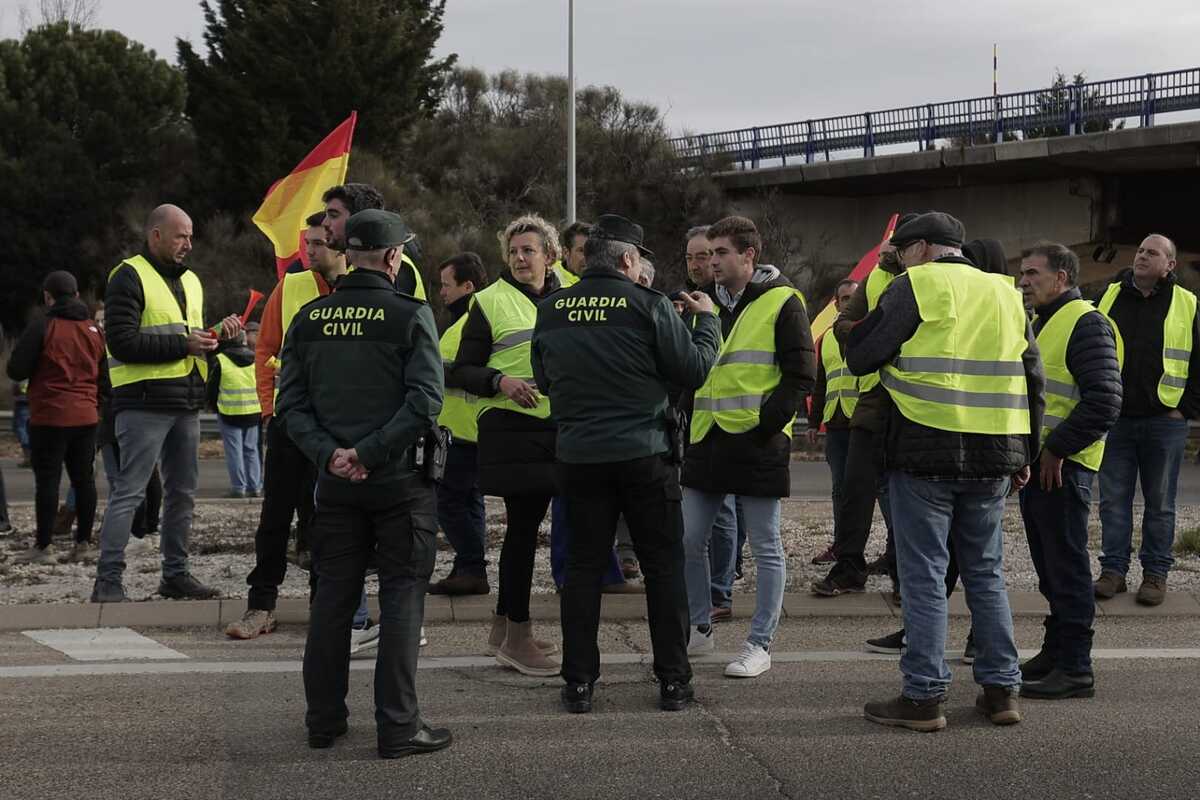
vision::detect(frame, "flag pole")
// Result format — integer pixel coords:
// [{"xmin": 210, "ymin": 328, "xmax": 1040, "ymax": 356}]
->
[{"xmin": 567, "ymin": 0, "xmax": 576, "ymax": 224}]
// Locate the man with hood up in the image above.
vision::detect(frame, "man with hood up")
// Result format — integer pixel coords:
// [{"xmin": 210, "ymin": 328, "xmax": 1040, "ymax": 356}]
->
[{"xmin": 680, "ymin": 215, "xmax": 816, "ymax": 679}]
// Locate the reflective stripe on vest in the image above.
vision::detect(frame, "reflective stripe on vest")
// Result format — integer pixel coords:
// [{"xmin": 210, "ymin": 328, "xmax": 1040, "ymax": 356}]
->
[
  {"xmin": 438, "ymin": 308, "xmax": 479, "ymax": 442},
  {"xmin": 857, "ymin": 267, "xmax": 897, "ymax": 393},
  {"xmin": 275, "ymin": 270, "xmax": 323, "ymax": 403},
  {"xmin": 691, "ymin": 286, "xmax": 794, "ymax": 442},
  {"xmin": 215, "ymin": 353, "xmax": 262, "ymax": 416},
  {"xmin": 473, "ymin": 280, "xmax": 551, "ymax": 420},
  {"xmin": 881, "ymin": 262, "xmax": 1030, "ymax": 435},
  {"xmin": 820, "ymin": 332, "xmax": 858, "ymax": 423},
  {"xmin": 1036, "ymin": 298, "xmax": 1123, "ymax": 472},
  {"xmin": 106, "ymin": 256, "xmax": 208, "ymax": 388},
  {"xmin": 552, "ymin": 261, "xmax": 579, "ymax": 287},
  {"xmin": 1097, "ymin": 281, "xmax": 1196, "ymax": 408}
]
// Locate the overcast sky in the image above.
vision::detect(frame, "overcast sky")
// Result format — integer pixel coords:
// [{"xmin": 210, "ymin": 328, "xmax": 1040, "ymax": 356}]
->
[{"xmin": 2, "ymin": 0, "xmax": 1198, "ymax": 135}]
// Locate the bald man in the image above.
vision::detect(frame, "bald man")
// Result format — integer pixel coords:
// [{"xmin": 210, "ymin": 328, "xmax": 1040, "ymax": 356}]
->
[
  {"xmin": 92, "ymin": 205, "xmax": 242, "ymax": 603},
  {"xmin": 1094, "ymin": 233, "xmax": 1200, "ymax": 607}
]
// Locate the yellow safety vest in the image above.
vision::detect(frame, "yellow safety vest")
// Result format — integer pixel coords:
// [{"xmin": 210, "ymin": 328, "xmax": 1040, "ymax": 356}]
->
[
  {"xmin": 215, "ymin": 353, "xmax": 262, "ymax": 416},
  {"xmin": 552, "ymin": 260, "xmax": 579, "ymax": 288},
  {"xmin": 820, "ymin": 331, "xmax": 858, "ymax": 423},
  {"xmin": 1097, "ymin": 280, "xmax": 1196, "ymax": 408},
  {"xmin": 273, "ymin": 270, "xmax": 324, "ymax": 403},
  {"xmin": 1036, "ymin": 298, "xmax": 1123, "ymax": 471},
  {"xmin": 881, "ymin": 262, "xmax": 1030, "ymax": 435},
  {"xmin": 856, "ymin": 267, "xmax": 897, "ymax": 393},
  {"xmin": 439, "ymin": 308, "xmax": 479, "ymax": 442},
  {"xmin": 106, "ymin": 256, "xmax": 208, "ymax": 388},
  {"xmin": 473, "ymin": 280, "xmax": 551, "ymax": 420},
  {"xmin": 691, "ymin": 286, "xmax": 795, "ymax": 442},
  {"xmin": 401, "ymin": 253, "xmax": 428, "ymax": 300}
]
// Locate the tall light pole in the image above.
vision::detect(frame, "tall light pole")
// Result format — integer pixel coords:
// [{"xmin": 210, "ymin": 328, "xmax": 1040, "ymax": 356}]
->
[{"xmin": 566, "ymin": 0, "xmax": 576, "ymax": 224}]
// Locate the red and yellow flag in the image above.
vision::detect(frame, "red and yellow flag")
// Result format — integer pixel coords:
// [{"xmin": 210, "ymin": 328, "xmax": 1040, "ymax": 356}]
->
[
  {"xmin": 253, "ymin": 112, "xmax": 357, "ymax": 279},
  {"xmin": 808, "ymin": 213, "xmax": 899, "ymax": 343}
]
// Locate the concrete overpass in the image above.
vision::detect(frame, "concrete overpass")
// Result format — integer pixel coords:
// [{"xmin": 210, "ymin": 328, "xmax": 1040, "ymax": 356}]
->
[{"xmin": 715, "ymin": 121, "xmax": 1200, "ymax": 291}]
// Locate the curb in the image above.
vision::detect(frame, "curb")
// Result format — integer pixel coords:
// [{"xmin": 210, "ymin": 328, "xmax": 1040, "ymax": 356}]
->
[{"xmin": 2, "ymin": 591, "xmax": 1199, "ymax": 631}]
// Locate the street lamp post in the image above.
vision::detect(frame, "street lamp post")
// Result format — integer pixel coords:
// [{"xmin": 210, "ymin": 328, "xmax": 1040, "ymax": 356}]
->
[{"xmin": 567, "ymin": 0, "xmax": 576, "ymax": 224}]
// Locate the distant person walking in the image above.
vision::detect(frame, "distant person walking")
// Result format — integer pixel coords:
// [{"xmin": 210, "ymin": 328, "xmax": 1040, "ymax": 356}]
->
[{"xmin": 7, "ymin": 271, "xmax": 105, "ymax": 563}]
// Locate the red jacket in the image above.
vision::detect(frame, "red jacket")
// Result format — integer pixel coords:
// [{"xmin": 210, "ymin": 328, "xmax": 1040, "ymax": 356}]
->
[{"xmin": 6, "ymin": 298, "xmax": 104, "ymax": 427}]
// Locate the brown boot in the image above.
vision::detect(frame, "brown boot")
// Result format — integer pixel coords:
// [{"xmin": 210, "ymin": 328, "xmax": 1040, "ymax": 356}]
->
[
  {"xmin": 495, "ymin": 620, "xmax": 561, "ymax": 677},
  {"xmin": 427, "ymin": 573, "xmax": 490, "ymax": 596},
  {"xmin": 976, "ymin": 685, "xmax": 1021, "ymax": 725},
  {"xmin": 1136, "ymin": 574, "xmax": 1167, "ymax": 606},
  {"xmin": 485, "ymin": 614, "xmax": 558, "ymax": 656},
  {"xmin": 52, "ymin": 505, "xmax": 76, "ymax": 538},
  {"xmin": 1093, "ymin": 571, "xmax": 1127, "ymax": 600}
]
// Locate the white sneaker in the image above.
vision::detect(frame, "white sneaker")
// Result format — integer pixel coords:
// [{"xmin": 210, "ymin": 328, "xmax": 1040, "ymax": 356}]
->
[
  {"xmin": 420, "ymin": 626, "xmax": 428, "ymax": 647},
  {"xmin": 687, "ymin": 625, "xmax": 714, "ymax": 655},
  {"xmin": 349, "ymin": 621, "xmax": 380, "ymax": 654},
  {"xmin": 126, "ymin": 535, "xmax": 158, "ymax": 556},
  {"xmin": 724, "ymin": 641, "xmax": 771, "ymax": 678}
]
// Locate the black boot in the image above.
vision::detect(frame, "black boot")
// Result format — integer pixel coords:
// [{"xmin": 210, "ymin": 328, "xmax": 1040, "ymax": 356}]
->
[
  {"xmin": 1019, "ymin": 648, "xmax": 1056, "ymax": 682},
  {"xmin": 1020, "ymin": 669, "xmax": 1095, "ymax": 700}
]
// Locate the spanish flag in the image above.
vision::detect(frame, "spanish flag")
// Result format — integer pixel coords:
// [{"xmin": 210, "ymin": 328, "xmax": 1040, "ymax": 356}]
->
[
  {"xmin": 253, "ymin": 112, "xmax": 357, "ymax": 279},
  {"xmin": 808, "ymin": 213, "xmax": 899, "ymax": 342}
]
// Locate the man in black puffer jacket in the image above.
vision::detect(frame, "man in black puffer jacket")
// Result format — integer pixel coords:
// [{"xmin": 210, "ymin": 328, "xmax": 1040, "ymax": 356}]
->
[
  {"xmin": 1016, "ymin": 242, "xmax": 1121, "ymax": 701},
  {"xmin": 849, "ymin": 212, "xmax": 1045, "ymax": 732},
  {"xmin": 679, "ymin": 216, "xmax": 815, "ymax": 680},
  {"xmin": 92, "ymin": 204, "xmax": 242, "ymax": 603}
]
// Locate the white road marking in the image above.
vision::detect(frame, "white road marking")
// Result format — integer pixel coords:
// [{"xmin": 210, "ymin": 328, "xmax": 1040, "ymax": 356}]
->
[
  {"xmin": 21, "ymin": 628, "xmax": 190, "ymax": 662},
  {"xmin": 2, "ymin": 648, "xmax": 1199, "ymax": 678}
]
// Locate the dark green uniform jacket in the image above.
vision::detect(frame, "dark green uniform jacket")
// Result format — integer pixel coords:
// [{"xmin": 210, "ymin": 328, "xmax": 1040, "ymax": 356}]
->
[
  {"xmin": 277, "ymin": 268, "xmax": 443, "ymax": 487},
  {"xmin": 531, "ymin": 266, "xmax": 722, "ymax": 464}
]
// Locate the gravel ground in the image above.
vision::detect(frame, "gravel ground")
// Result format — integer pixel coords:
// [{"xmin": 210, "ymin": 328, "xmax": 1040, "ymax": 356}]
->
[{"xmin": 2, "ymin": 498, "xmax": 1199, "ymax": 604}]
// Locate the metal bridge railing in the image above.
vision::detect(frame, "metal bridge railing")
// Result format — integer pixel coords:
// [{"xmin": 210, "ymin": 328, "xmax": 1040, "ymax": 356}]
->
[{"xmin": 669, "ymin": 68, "xmax": 1200, "ymax": 170}]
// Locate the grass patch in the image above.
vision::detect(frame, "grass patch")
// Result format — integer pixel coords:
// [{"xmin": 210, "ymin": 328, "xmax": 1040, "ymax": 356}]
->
[{"xmin": 1175, "ymin": 527, "xmax": 1200, "ymax": 557}]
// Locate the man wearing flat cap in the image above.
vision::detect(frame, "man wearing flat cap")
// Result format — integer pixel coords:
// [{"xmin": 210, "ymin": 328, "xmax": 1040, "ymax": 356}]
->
[
  {"xmin": 531, "ymin": 213, "xmax": 722, "ymax": 713},
  {"xmin": 277, "ymin": 208, "xmax": 451, "ymax": 759},
  {"xmin": 845, "ymin": 211, "xmax": 1045, "ymax": 732}
]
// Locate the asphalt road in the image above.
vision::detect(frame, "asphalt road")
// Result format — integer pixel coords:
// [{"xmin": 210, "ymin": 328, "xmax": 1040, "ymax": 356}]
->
[
  {"xmin": 6, "ymin": 457, "xmax": 1200, "ymax": 504},
  {"xmin": 2, "ymin": 616, "xmax": 1199, "ymax": 799}
]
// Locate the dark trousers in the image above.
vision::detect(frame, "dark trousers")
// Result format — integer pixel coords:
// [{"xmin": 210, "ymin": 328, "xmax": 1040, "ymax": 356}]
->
[
  {"xmin": 496, "ymin": 493, "xmax": 552, "ymax": 623},
  {"xmin": 29, "ymin": 424, "xmax": 97, "ymax": 547},
  {"xmin": 303, "ymin": 476, "xmax": 437, "ymax": 741},
  {"xmin": 247, "ymin": 418, "xmax": 316, "ymax": 611},
  {"xmin": 558, "ymin": 455, "xmax": 691, "ymax": 686},
  {"xmin": 825, "ymin": 427, "xmax": 851, "ymax": 542},
  {"xmin": 1020, "ymin": 459, "xmax": 1096, "ymax": 674},
  {"xmin": 434, "ymin": 441, "xmax": 486, "ymax": 576},
  {"xmin": 832, "ymin": 428, "xmax": 892, "ymax": 577},
  {"xmin": 0, "ymin": 465, "xmax": 9, "ymax": 527}
]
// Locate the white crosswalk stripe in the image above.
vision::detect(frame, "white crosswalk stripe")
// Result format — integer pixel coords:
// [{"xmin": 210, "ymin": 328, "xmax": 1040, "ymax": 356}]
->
[{"xmin": 22, "ymin": 628, "xmax": 190, "ymax": 662}]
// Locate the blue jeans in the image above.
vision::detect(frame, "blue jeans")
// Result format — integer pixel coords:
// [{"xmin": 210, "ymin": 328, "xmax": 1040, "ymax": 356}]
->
[
  {"xmin": 825, "ymin": 428, "xmax": 851, "ymax": 541},
  {"xmin": 1098, "ymin": 415, "xmax": 1188, "ymax": 578},
  {"xmin": 683, "ymin": 489, "xmax": 785, "ymax": 648},
  {"xmin": 435, "ymin": 441, "xmax": 487, "ymax": 576},
  {"xmin": 550, "ymin": 495, "xmax": 624, "ymax": 588},
  {"xmin": 708, "ymin": 495, "xmax": 739, "ymax": 609},
  {"xmin": 889, "ymin": 472, "xmax": 1020, "ymax": 699},
  {"xmin": 218, "ymin": 420, "xmax": 262, "ymax": 493},
  {"xmin": 97, "ymin": 410, "xmax": 200, "ymax": 582},
  {"xmin": 12, "ymin": 400, "xmax": 30, "ymax": 451}
]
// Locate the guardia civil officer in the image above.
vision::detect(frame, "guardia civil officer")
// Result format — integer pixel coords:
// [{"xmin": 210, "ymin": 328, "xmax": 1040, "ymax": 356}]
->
[
  {"xmin": 276, "ymin": 209, "xmax": 450, "ymax": 759},
  {"xmin": 530, "ymin": 214, "xmax": 722, "ymax": 713}
]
